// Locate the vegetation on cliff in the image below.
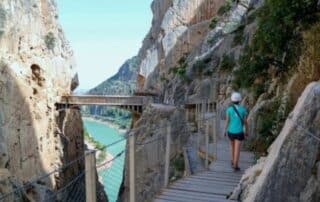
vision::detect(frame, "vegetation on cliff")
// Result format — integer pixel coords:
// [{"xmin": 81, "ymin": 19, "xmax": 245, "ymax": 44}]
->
[
  {"xmin": 84, "ymin": 128, "xmax": 107, "ymax": 163},
  {"xmin": 232, "ymin": 0, "xmax": 319, "ymax": 156},
  {"xmin": 234, "ymin": 0, "xmax": 318, "ymax": 90}
]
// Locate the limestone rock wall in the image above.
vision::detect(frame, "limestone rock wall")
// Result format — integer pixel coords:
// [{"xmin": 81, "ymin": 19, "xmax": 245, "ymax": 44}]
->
[
  {"xmin": 137, "ymin": 0, "xmax": 225, "ymax": 92},
  {"xmin": 0, "ymin": 0, "xmax": 85, "ymax": 199}
]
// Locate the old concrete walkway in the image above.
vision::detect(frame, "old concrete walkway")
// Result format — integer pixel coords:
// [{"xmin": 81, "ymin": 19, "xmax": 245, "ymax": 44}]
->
[
  {"xmin": 154, "ymin": 139, "xmax": 254, "ymax": 202},
  {"xmin": 57, "ymin": 95, "xmax": 153, "ymax": 113}
]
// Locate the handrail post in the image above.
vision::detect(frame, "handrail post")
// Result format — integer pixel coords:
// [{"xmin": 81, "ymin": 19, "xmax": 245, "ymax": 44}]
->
[
  {"xmin": 129, "ymin": 134, "xmax": 136, "ymax": 202},
  {"xmin": 201, "ymin": 101, "xmax": 206, "ymax": 126},
  {"xmin": 85, "ymin": 151, "xmax": 97, "ymax": 202},
  {"xmin": 196, "ymin": 104, "xmax": 200, "ymax": 149},
  {"xmin": 216, "ymin": 103, "xmax": 220, "ymax": 140},
  {"xmin": 186, "ymin": 107, "xmax": 189, "ymax": 122},
  {"xmin": 205, "ymin": 120, "xmax": 209, "ymax": 169},
  {"xmin": 164, "ymin": 122, "xmax": 171, "ymax": 188},
  {"xmin": 213, "ymin": 105, "xmax": 218, "ymax": 160}
]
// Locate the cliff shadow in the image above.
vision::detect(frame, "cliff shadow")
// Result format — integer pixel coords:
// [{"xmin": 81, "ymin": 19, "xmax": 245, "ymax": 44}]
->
[
  {"xmin": 0, "ymin": 61, "xmax": 50, "ymax": 201},
  {"xmin": 0, "ymin": 61, "xmax": 85, "ymax": 201}
]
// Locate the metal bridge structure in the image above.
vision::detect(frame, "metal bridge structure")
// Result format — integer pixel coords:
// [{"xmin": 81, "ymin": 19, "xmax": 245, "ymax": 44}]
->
[{"xmin": 57, "ymin": 95, "xmax": 154, "ymax": 114}]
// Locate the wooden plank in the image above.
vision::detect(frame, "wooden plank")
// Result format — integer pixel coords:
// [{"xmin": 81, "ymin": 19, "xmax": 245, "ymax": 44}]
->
[
  {"xmin": 211, "ymin": 166, "xmax": 249, "ymax": 173},
  {"xmin": 158, "ymin": 191, "xmax": 231, "ymax": 202},
  {"xmin": 173, "ymin": 180, "xmax": 237, "ymax": 188},
  {"xmin": 172, "ymin": 180, "xmax": 235, "ymax": 190},
  {"xmin": 169, "ymin": 186, "xmax": 234, "ymax": 196},
  {"xmin": 157, "ymin": 195, "xmax": 193, "ymax": 202},
  {"xmin": 187, "ymin": 176, "xmax": 240, "ymax": 184},
  {"xmin": 176, "ymin": 178, "xmax": 239, "ymax": 186},
  {"xmin": 158, "ymin": 194, "xmax": 216, "ymax": 202},
  {"xmin": 187, "ymin": 177, "xmax": 240, "ymax": 185},
  {"xmin": 160, "ymin": 189, "xmax": 228, "ymax": 200},
  {"xmin": 170, "ymin": 183, "xmax": 234, "ymax": 195},
  {"xmin": 154, "ymin": 199, "xmax": 174, "ymax": 202},
  {"xmin": 157, "ymin": 193, "xmax": 231, "ymax": 202},
  {"xmin": 193, "ymin": 174, "xmax": 242, "ymax": 181},
  {"xmin": 211, "ymin": 162, "xmax": 253, "ymax": 169},
  {"xmin": 199, "ymin": 170, "xmax": 243, "ymax": 177},
  {"xmin": 176, "ymin": 175, "xmax": 238, "ymax": 184}
]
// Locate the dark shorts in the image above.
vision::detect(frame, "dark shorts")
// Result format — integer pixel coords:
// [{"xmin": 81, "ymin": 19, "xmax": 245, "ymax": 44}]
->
[{"xmin": 228, "ymin": 132, "xmax": 244, "ymax": 141}]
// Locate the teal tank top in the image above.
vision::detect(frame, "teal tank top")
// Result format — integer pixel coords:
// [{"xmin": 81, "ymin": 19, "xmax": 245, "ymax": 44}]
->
[{"xmin": 226, "ymin": 104, "xmax": 247, "ymax": 134}]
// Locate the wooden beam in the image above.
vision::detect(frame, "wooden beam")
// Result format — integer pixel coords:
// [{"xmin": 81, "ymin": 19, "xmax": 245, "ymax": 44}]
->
[{"xmin": 59, "ymin": 95, "xmax": 148, "ymax": 106}]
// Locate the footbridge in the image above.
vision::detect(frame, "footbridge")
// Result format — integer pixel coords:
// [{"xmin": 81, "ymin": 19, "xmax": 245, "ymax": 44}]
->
[{"xmin": 57, "ymin": 95, "xmax": 154, "ymax": 113}]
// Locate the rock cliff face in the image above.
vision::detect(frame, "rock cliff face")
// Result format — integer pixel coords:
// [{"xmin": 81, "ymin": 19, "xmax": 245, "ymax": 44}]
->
[
  {"xmin": 137, "ymin": 0, "xmax": 225, "ymax": 93},
  {"xmin": 122, "ymin": 0, "xmax": 320, "ymax": 201},
  {"xmin": 0, "ymin": 0, "xmax": 86, "ymax": 200}
]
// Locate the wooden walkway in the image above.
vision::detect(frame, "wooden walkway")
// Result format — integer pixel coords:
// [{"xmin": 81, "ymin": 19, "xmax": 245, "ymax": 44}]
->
[{"xmin": 154, "ymin": 140, "xmax": 254, "ymax": 202}]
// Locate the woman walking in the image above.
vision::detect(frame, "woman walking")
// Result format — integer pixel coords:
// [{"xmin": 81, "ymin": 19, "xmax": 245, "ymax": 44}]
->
[{"xmin": 224, "ymin": 92, "xmax": 248, "ymax": 171}]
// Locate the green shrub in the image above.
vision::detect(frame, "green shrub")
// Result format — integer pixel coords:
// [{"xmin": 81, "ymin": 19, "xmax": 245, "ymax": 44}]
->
[
  {"xmin": 233, "ymin": 46, "xmax": 270, "ymax": 88},
  {"xmin": 170, "ymin": 154, "xmax": 185, "ymax": 181},
  {"xmin": 177, "ymin": 68, "xmax": 186, "ymax": 76},
  {"xmin": 204, "ymin": 69, "xmax": 214, "ymax": 76},
  {"xmin": 218, "ymin": 0, "xmax": 232, "ymax": 16},
  {"xmin": 97, "ymin": 151, "xmax": 107, "ymax": 164},
  {"xmin": 178, "ymin": 55, "xmax": 187, "ymax": 65},
  {"xmin": 84, "ymin": 127, "xmax": 106, "ymax": 151},
  {"xmin": 173, "ymin": 155, "xmax": 185, "ymax": 172},
  {"xmin": 192, "ymin": 56, "xmax": 212, "ymax": 76},
  {"xmin": 233, "ymin": 0, "xmax": 318, "ymax": 90},
  {"xmin": 44, "ymin": 32, "xmax": 56, "ymax": 50},
  {"xmin": 160, "ymin": 75, "xmax": 169, "ymax": 83},
  {"xmin": 252, "ymin": 83, "xmax": 265, "ymax": 99},
  {"xmin": 232, "ymin": 24, "xmax": 245, "ymax": 47},
  {"xmin": 169, "ymin": 55, "xmax": 188, "ymax": 79},
  {"xmin": 246, "ymin": 100, "xmax": 280, "ymax": 156},
  {"xmin": 247, "ymin": 10, "xmax": 258, "ymax": 24},
  {"xmin": 209, "ymin": 17, "xmax": 218, "ymax": 29},
  {"xmin": 219, "ymin": 54, "xmax": 236, "ymax": 71},
  {"xmin": 207, "ymin": 37, "xmax": 216, "ymax": 45}
]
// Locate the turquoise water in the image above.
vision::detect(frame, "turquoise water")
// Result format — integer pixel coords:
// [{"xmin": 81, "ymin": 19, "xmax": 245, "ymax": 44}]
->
[{"xmin": 83, "ymin": 119, "xmax": 126, "ymax": 202}]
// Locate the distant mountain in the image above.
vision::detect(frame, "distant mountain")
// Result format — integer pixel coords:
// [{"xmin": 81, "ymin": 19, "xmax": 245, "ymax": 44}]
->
[
  {"xmin": 89, "ymin": 56, "xmax": 139, "ymax": 95},
  {"xmin": 83, "ymin": 56, "xmax": 139, "ymax": 129}
]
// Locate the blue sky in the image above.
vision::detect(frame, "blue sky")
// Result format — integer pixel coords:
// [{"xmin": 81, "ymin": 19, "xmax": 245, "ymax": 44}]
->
[{"xmin": 57, "ymin": 0, "xmax": 153, "ymax": 90}]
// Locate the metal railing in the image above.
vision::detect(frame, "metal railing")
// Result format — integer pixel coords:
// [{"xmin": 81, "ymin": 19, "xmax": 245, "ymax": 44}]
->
[{"xmin": 0, "ymin": 100, "xmax": 220, "ymax": 202}]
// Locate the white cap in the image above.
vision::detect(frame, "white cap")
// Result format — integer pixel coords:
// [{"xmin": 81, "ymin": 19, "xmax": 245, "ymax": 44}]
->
[{"xmin": 231, "ymin": 92, "xmax": 242, "ymax": 102}]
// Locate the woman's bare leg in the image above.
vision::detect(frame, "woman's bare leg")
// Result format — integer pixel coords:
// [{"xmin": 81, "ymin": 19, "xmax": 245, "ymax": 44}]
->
[
  {"xmin": 229, "ymin": 139, "xmax": 235, "ymax": 165},
  {"xmin": 234, "ymin": 140, "xmax": 241, "ymax": 168}
]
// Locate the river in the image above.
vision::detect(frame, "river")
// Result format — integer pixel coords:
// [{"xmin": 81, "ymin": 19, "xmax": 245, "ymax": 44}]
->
[{"xmin": 83, "ymin": 119, "xmax": 126, "ymax": 202}]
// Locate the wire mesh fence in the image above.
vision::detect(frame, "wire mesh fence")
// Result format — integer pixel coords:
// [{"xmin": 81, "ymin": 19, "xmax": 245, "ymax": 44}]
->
[
  {"xmin": 97, "ymin": 149, "xmax": 126, "ymax": 202},
  {"xmin": 0, "ymin": 154, "xmax": 86, "ymax": 202},
  {"xmin": 0, "ymin": 100, "xmax": 221, "ymax": 202}
]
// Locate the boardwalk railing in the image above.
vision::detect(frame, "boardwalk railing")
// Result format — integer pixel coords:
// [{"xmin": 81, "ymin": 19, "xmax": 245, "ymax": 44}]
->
[
  {"xmin": 194, "ymin": 100, "xmax": 219, "ymax": 167},
  {"xmin": 0, "ymin": 100, "xmax": 219, "ymax": 202}
]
